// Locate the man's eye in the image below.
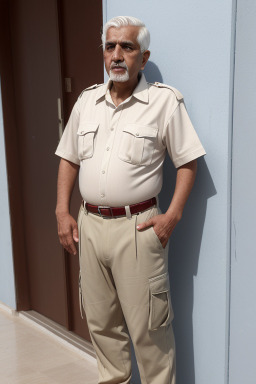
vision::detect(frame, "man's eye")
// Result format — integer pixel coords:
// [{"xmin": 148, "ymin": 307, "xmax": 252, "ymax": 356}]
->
[
  {"xmin": 106, "ymin": 46, "xmax": 114, "ymax": 51},
  {"xmin": 123, "ymin": 46, "xmax": 133, "ymax": 51}
]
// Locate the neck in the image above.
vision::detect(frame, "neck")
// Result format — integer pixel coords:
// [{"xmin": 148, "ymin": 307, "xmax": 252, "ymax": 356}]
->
[{"xmin": 110, "ymin": 75, "xmax": 139, "ymax": 106}]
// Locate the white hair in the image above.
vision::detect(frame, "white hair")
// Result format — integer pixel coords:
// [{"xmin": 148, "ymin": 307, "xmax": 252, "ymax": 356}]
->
[{"xmin": 101, "ymin": 16, "xmax": 150, "ymax": 53}]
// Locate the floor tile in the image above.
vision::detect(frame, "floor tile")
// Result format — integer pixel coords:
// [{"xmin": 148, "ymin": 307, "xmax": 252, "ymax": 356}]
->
[{"xmin": 0, "ymin": 308, "xmax": 98, "ymax": 384}]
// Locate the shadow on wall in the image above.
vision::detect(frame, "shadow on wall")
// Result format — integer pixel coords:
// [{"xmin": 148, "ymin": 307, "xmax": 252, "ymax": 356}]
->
[
  {"xmin": 143, "ymin": 60, "xmax": 163, "ymax": 83},
  {"xmin": 161, "ymin": 156, "xmax": 215, "ymax": 384},
  {"xmin": 131, "ymin": 62, "xmax": 216, "ymax": 384}
]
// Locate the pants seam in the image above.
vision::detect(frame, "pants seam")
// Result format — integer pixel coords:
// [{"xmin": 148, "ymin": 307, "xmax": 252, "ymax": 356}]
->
[
  {"xmin": 165, "ymin": 325, "xmax": 172, "ymax": 384},
  {"xmin": 78, "ymin": 208, "xmax": 86, "ymax": 318}
]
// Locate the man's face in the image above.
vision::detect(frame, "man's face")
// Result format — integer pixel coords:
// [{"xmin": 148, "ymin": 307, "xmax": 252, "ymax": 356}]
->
[{"xmin": 104, "ymin": 25, "xmax": 150, "ymax": 84}]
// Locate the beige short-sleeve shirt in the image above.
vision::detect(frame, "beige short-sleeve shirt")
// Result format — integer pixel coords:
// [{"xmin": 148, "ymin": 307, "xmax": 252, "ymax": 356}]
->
[{"xmin": 55, "ymin": 73, "xmax": 206, "ymax": 206}]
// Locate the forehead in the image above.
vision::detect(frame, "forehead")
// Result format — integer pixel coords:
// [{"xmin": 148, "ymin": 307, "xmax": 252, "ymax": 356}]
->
[{"xmin": 106, "ymin": 25, "xmax": 140, "ymax": 45}]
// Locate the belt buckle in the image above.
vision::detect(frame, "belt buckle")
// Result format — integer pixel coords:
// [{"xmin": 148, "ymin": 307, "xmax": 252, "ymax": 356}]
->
[{"xmin": 98, "ymin": 206, "xmax": 113, "ymax": 219}]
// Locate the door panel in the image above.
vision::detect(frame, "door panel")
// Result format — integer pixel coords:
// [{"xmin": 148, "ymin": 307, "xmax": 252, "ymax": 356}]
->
[
  {"xmin": 7, "ymin": 0, "xmax": 103, "ymax": 341},
  {"xmin": 9, "ymin": 0, "xmax": 67, "ymax": 325}
]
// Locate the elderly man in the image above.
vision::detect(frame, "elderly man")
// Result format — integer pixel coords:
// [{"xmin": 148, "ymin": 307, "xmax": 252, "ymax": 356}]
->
[{"xmin": 55, "ymin": 16, "xmax": 206, "ymax": 384}]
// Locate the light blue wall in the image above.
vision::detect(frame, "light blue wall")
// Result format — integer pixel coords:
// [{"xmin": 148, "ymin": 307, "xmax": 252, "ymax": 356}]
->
[
  {"xmin": 103, "ymin": 1, "xmax": 235, "ymax": 383},
  {"xmin": 0, "ymin": 80, "xmax": 16, "ymax": 309},
  {"xmin": 229, "ymin": 0, "xmax": 256, "ymax": 383}
]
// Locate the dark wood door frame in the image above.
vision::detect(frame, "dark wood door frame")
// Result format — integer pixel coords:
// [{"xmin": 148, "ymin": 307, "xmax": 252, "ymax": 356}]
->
[{"xmin": 52, "ymin": 0, "xmax": 104, "ymax": 339}]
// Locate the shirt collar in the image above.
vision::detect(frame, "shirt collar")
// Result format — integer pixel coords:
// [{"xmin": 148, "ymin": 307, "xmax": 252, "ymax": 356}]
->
[{"xmin": 95, "ymin": 72, "xmax": 149, "ymax": 104}]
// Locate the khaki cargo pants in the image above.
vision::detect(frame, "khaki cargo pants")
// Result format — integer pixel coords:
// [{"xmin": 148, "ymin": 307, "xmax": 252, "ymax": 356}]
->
[{"xmin": 77, "ymin": 202, "xmax": 176, "ymax": 384}]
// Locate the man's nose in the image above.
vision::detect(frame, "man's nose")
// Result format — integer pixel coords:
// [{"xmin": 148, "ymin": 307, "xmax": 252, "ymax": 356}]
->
[{"xmin": 112, "ymin": 45, "xmax": 123, "ymax": 62}]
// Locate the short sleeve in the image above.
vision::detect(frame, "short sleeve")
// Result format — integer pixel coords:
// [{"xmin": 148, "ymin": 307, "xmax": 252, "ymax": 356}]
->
[
  {"xmin": 55, "ymin": 101, "xmax": 80, "ymax": 165},
  {"xmin": 163, "ymin": 101, "xmax": 206, "ymax": 168}
]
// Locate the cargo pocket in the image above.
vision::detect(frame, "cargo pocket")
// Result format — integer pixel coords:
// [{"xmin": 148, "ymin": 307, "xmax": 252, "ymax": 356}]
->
[
  {"xmin": 118, "ymin": 123, "xmax": 158, "ymax": 166},
  {"xmin": 148, "ymin": 272, "xmax": 174, "ymax": 330},
  {"xmin": 77, "ymin": 122, "xmax": 99, "ymax": 160}
]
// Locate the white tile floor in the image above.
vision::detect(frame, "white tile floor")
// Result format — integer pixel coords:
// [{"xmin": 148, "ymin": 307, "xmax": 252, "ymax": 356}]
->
[{"xmin": 0, "ymin": 307, "xmax": 98, "ymax": 384}]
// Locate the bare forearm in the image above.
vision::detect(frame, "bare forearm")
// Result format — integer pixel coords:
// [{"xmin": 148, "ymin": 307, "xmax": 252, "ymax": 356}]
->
[
  {"xmin": 166, "ymin": 159, "xmax": 197, "ymax": 221},
  {"xmin": 55, "ymin": 159, "xmax": 80, "ymax": 255},
  {"xmin": 56, "ymin": 158, "xmax": 79, "ymax": 216},
  {"xmin": 137, "ymin": 159, "xmax": 197, "ymax": 249}
]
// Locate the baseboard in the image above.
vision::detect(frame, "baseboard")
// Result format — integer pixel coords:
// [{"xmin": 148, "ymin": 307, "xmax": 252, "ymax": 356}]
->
[{"xmin": 0, "ymin": 300, "xmax": 17, "ymax": 315}]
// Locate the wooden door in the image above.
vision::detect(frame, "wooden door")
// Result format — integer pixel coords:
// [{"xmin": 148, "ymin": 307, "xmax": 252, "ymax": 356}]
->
[
  {"xmin": 9, "ymin": 0, "xmax": 67, "ymax": 326},
  {"xmin": 3, "ymin": 0, "xmax": 103, "ymax": 340},
  {"xmin": 59, "ymin": 0, "xmax": 104, "ymax": 339}
]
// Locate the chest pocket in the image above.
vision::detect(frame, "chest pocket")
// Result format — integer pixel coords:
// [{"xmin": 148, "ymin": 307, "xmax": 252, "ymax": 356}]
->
[
  {"xmin": 77, "ymin": 122, "xmax": 99, "ymax": 160},
  {"xmin": 118, "ymin": 124, "xmax": 158, "ymax": 166}
]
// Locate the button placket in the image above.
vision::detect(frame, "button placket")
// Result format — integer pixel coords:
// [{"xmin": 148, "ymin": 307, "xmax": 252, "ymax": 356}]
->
[{"xmin": 99, "ymin": 106, "xmax": 123, "ymax": 201}]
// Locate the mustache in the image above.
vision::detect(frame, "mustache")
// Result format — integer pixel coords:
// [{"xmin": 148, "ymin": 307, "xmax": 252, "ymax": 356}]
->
[{"xmin": 110, "ymin": 62, "xmax": 128, "ymax": 70}]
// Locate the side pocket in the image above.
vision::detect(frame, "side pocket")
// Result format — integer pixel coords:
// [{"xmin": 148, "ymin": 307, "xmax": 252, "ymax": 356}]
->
[
  {"xmin": 148, "ymin": 272, "xmax": 174, "ymax": 330},
  {"xmin": 77, "ymin": 204, "xmax": 83, "ymax": 227},
  {"xmin": 79, "ymin": 271, "xmax": 84, "ymax": 319},
  {"xmin": 146, "ymin": 206, "xmax": 165, "ymax": 250},
  {"xmin": 78, "ymin": 205, "xmax": 85, "ymax": 319}
]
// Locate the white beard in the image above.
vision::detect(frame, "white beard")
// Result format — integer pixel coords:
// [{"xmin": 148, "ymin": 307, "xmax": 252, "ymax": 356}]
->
[{"xmin": 109, "ymin": 70, "xmax": 129, "ymax": 82}]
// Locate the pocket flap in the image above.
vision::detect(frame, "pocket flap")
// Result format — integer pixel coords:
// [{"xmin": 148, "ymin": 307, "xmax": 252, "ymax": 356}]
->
[
  {"xmin": 149, "ymin": 272, "xmax": 170, "ymax": 294},
  {"xmin": 77, "ymin": 122, "xmax": 99, "ymax": 136},
  {"xmin": 123, "ymin": 124, "xmax": 158, "ymax": 138}
]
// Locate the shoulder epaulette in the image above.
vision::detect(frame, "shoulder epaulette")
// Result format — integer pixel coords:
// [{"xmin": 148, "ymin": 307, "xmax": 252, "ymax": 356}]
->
[
  {"xmin": 79, "ymin": 83, "xmax": 104, "ymax": 98},
  {"xmin": 149, "ymin": 81, "xmax": 183, "ymax": 101}
]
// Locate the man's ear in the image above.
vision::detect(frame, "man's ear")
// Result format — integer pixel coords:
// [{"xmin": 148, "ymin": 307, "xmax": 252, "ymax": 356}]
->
[{"xmin": 141, "ymin": 50, "xmax": 150, "ymax": 70}]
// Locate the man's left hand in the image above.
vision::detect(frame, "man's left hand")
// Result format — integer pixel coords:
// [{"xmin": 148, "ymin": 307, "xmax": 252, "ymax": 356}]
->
[{"xmin": 136, "ymin": 212, "xmax": 181, "ymax": 249}]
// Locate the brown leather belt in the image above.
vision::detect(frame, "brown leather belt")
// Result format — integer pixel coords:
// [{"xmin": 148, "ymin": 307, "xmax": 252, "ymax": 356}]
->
[{"xmin": 83, "ymin": 197, "xmax": 157, "ymax": 218}]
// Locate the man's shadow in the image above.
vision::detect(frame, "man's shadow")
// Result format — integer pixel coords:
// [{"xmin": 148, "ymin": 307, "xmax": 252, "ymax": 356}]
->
[
  {"xmin": 143, "ymin": 60, "xmax": 164, "ymax": 83},
  {"xmin": 131, "ymin": 61, "xmax": 216, "ymax": 384}
]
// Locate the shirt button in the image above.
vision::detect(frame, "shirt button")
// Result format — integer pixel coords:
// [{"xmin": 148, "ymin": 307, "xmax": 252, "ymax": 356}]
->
[
  {"xmin": 102, "ymin": 170, "xmax": 105, "ymax": 174},
  {"xmin": 136, "ymin": 132, "xmax": 139, "ymax": 136},
  {"xmin": 111, "ymin": 127, "xmax": 114, "ymax": 131},
  {"xmin": 106, "ymin": 147, "xmax": 110, "ymax": 151},
  {"xmin": 101, "ymin": 194, "xmax": 105, "ymax": 198}
]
